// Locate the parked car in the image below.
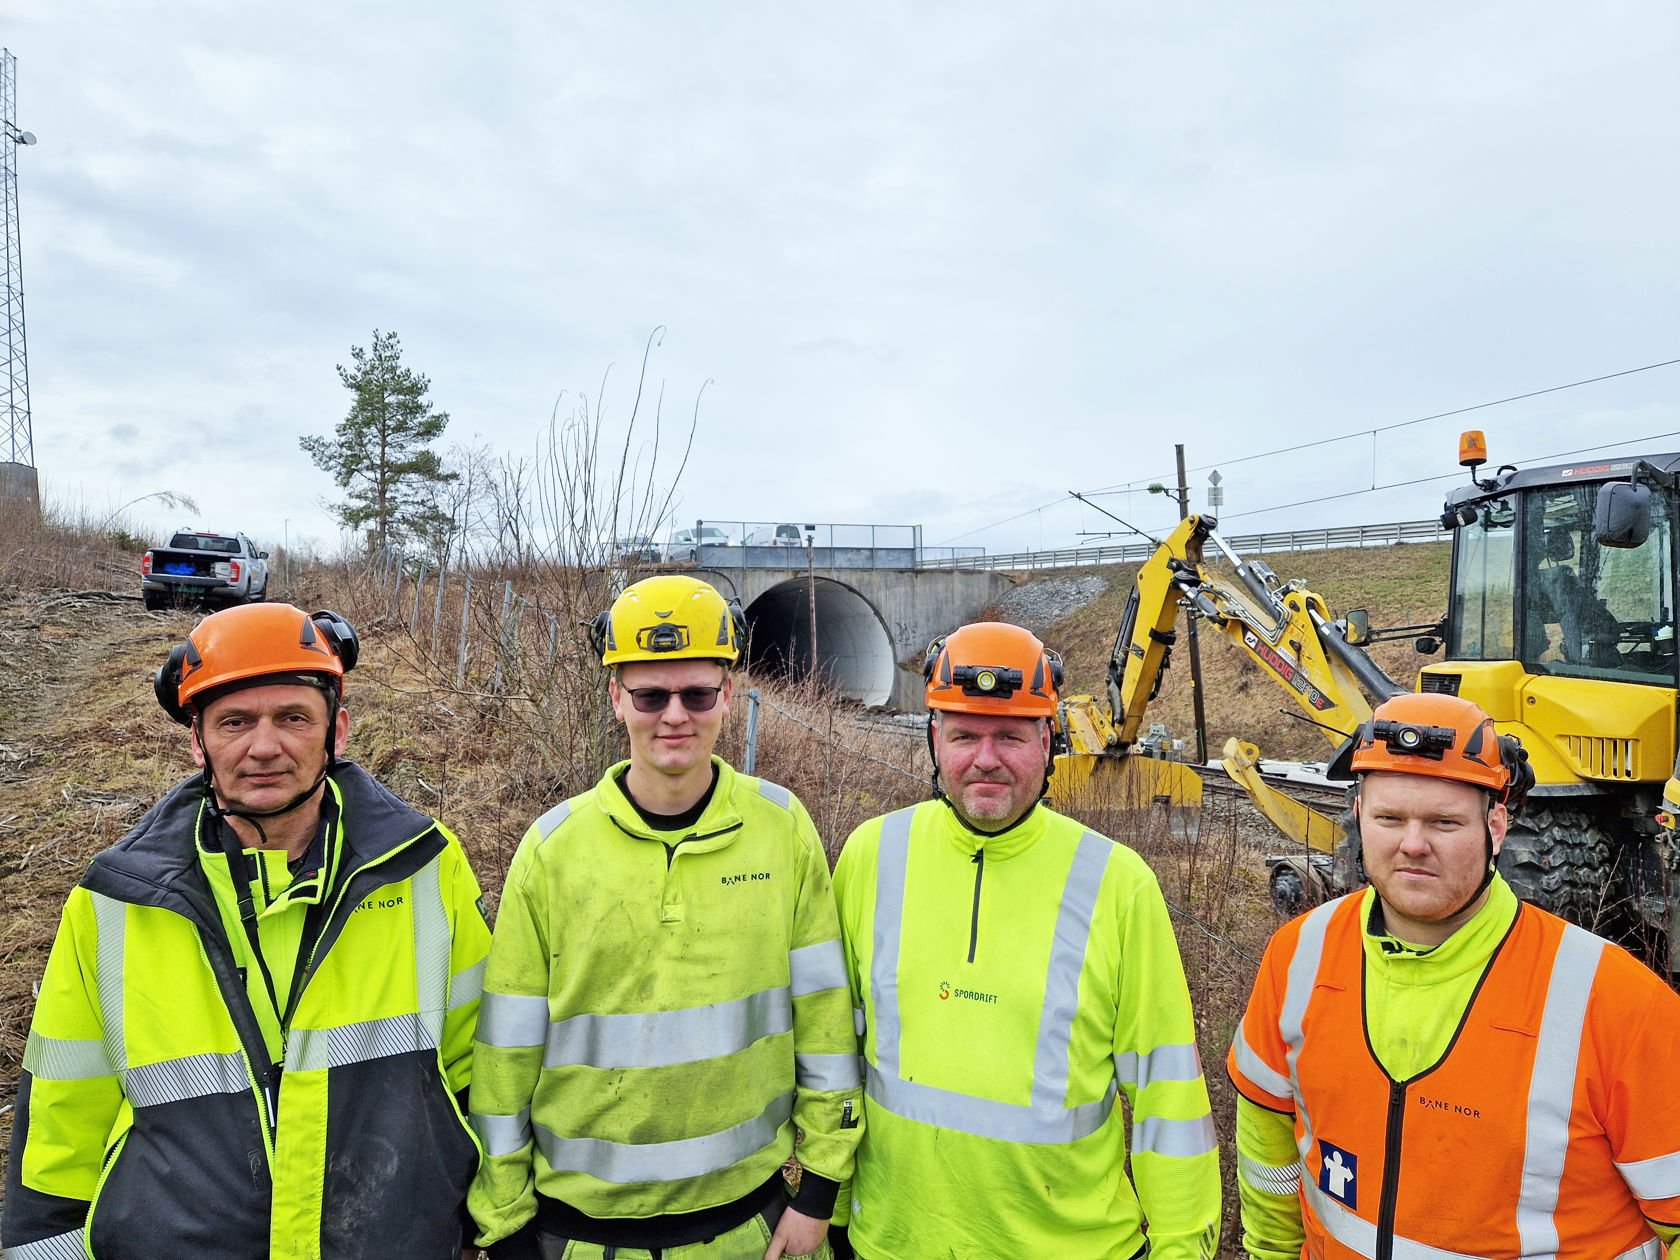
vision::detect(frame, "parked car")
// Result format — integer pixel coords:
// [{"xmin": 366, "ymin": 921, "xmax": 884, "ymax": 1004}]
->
[
  {"xmin": 612, "ymin": 533, "xmax": 663, "ymax": 563},
  {"xmin": 140, "ymin": 529, "xmax": 270, "ymax": 610},
  {"xmin": 744, "ymin": 523, "xmax": 805, "ymax": 547},
  {"xmin": 664, "ymin": 526, "xmax": 734, "ymax": 563}
]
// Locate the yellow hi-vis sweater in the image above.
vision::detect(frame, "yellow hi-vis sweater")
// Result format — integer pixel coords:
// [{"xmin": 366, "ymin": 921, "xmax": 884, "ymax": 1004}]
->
[
  {"xmin": 833, "ymin": 800, "xmax": 1221, "ymax": 1260},
  {"xmin": 467, "ymin": 757, "xmax": 862, "ymax": 1245}
]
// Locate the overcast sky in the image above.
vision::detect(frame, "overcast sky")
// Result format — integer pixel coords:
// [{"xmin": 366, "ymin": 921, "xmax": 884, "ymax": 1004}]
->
[{"xmin": 7, "ymin": 2, "xmax": 1678, "ymax": 558}]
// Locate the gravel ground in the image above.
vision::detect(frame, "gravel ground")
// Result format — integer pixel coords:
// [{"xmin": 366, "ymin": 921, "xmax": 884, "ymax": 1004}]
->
[{"xmin": 993, "ymin": 573, "xmax": 1109, "ymax": 627}]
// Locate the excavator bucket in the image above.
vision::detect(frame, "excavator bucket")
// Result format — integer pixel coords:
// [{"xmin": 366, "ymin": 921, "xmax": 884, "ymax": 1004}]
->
[
  {"xmin": 1049, "ymin": 751, "xmax": 1205, "ymax": 815},
  {"xmin": 1219, "ymin": 737, "xmax": 1344, "ymax": 854}
]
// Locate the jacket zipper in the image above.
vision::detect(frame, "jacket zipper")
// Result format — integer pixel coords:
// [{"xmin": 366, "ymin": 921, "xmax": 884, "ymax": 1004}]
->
[
  {"xmin": 1375, "ymin": 1078, "xmax": 1406, "ymax": 1260},
  {"xmin": 967, "ymin": 850, "xmax": 984, "ymax": 963}
]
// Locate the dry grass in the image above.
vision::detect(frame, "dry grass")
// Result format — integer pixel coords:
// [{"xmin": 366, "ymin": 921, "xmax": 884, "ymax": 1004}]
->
[{"xmin": 0, "ymin": 554, "xmax": 1292, "ymax": 1256}]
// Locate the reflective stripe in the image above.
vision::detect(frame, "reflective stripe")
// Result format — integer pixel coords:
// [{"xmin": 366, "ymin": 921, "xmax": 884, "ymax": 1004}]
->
[
  {"xmin": 1240, "ymin": 1152, "xmax": 1303, "ymax": 1196},
  {"xmin": 1617, "ymin": 1148, "xmax": 1680, "ymax": 1201},
  {"xmin": 450, "ymin": 958, "xmax": 487, "ymax": 1013},
  {"xmin": 1033, "ymin": 833, "xmax": 1108, "ymax": 1112},
  {"xmin": 1133, "ymin": 1112, "xmax": 1218, "ymax": 1159},
  {"xmin": 546, "ymin": 987, "xmax": 790, "ymax": 1069},
  {"xmin": 470, "ymin": 1106, "xmax": 533, "ymax": 1158},
  {"xmin": 1516, "ymin": 924, "xmax": 1603, "ymax": 1255},
  {"xmin": 534, "ymin": 800, "xmax": 572, "ymax": 839},
  {"xmin": 288, "ymin": 1011, "xmax": 438, "ymax": 1071},
  {"xmin": 23, "ymin": 1030, "xmax": 111, "ymax": 1081},
  {"xmin": 868, "ymin": 1063, "xmax": 1115, "ymax": 1144},
  {"xmin": 1613, "ymin": 1242, "xmax": 1665, "ymax": 1260},
  {"xmin": 6, "ymin": 1229, "xmax": 87, "ymax": 1260},
  {"xmin": 535, "ymin": 1089, "xmax": 794, "ymax": 1184},
  {"xmin": 477, "ymin": 991, "xmax": 550, "ymax": 1048},
  {"xmin": 92, "ymin": 892, "xmax": 127, "ymax": 1070},
  {"xmin": 869, "ymin": 809, "xmax": 914, "ymax": 1081},
  {"xmin": 1278, "ymin": 897, "xmax": 1341, "ymax": 1167},
  {"xmin": 867, "ymin": 813, "xmax": 1120, "ymax": 1144},
  {"xmin": 1229, "ymin": 1024, "xmax": 1292, "ymax": 1101},
  {"xmin": 853, "ymin": 1005, "xmax": 866, "ymax": 1036},
  {"xmin": 796, "ymin": 1051, "xmax": 862, "ymax": 1092},
  {"xmin": 413, "ymin": 862, "xmax": 449, "ymax": 1045},
  {"xmin": 1307, "ymin": 1179, "xmax": 1486, "ymax": 1259},
  {"xmin": 123, "ymin": 1050, "xmax": 250, "ymax": 1107},
  {"xmin": 758, "ymin": 779, "xmax": 792, "ymax": 810},
  {"xmin": 789, "ymin": 939, "xmax": 847, "ymax": 997},
  {"xmin": 1114, "ymin": 1041, "xmax": 1203, "ymax": 1090}
]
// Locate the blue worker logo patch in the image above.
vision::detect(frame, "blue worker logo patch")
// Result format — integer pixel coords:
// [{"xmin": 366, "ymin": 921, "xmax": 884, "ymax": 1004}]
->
[{"xmin": 1318, "ymin": 1140, "xmax": 1357, "ymax": 1208}]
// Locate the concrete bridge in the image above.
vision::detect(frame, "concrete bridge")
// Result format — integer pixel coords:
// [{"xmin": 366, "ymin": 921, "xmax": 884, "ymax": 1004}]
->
[{"xmin": 692, "ymin": 563, "xmax": 1013, "ymax": 709}]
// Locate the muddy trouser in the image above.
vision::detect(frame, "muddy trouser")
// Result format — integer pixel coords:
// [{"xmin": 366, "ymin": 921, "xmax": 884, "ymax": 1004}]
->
[{"xmin": 532, "ymin": 1194, "xmax": 836, "ymax": 1260}]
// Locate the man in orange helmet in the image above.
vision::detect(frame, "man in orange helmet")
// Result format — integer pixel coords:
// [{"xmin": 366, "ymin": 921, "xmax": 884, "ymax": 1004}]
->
[
  {"xmin": 831, "ymin": 621, "xmax": 1221, "ymax": 1260},
  {"xmin": 2, "ymin": 603, "xmax": 491, "ymax": 1260},
  {"xmin": 1228, "ymin": 691, "xmax": 1680, "ymax": 1258}
]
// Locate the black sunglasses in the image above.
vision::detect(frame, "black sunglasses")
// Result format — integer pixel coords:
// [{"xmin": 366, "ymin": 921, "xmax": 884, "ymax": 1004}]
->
[{"xmin": 621, "ymin": 685, "xmax": 724, "ymax": 714}]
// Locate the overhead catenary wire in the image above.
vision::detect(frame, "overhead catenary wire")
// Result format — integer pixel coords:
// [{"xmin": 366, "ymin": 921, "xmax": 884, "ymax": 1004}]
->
[{"xmin": 935, "ymin": 355, "xmax": 1680, "ymax": 546}]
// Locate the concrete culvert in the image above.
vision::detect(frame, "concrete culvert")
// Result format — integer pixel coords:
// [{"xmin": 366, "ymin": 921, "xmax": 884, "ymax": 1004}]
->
[{"xmin": 743, "ymin": 577, "xmax": 895, "ymax": 707}]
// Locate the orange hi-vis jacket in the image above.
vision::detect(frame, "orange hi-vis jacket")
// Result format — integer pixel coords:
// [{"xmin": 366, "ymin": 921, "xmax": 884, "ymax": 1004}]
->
[{"xmin": 1228, "ymin": 892, "xmax": 1680, "ymax": 1259}]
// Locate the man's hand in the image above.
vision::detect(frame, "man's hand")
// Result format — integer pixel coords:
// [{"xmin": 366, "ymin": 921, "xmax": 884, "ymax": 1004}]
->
[{"xmin": 763, "ymin": 1206, "xmax": 828, "ymax": 1259}]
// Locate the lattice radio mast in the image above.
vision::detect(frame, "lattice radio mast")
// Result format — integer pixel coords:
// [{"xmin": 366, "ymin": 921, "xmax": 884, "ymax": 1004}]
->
[{"xmin": 1, "ymin": 47, "xmax": 38, "ymax": 509}]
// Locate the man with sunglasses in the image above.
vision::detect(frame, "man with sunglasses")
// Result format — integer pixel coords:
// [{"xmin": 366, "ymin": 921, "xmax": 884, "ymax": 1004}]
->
[
  {"xmin": 469, "ymin": 575, "xmax": 861, "ymax": 1260},
  {"xmin": 831, "ymin": 622, "xmax": 1220, "ymax": 1260}
]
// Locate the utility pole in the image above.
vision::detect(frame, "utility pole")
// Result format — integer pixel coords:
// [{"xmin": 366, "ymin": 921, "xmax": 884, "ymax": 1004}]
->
[
  {"xmin": 1175, "ymin": 444, "xmax": 1210, "ymax": 765},
  {"xmin": 804, "ymin": 527, "xmax": 818, "ymax": 685},
  {"xmin": 0, "ymin": 48, "xmax": 38, "ymax": 513}
]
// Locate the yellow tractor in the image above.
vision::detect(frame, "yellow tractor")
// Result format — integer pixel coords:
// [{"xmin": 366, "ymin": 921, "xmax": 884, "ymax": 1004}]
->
[{"xmin": 1052, "ymin": 433, "xmax": 1680, "ymax": 967}]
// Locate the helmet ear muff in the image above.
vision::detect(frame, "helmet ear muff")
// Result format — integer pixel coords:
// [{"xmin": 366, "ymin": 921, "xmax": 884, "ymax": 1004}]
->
[
  {"xmin": 726, "ymin": 601, "xmax": 748, "ymax": 660},
  {"xmin": 154, "ymin": 644, "xmax": 194, "ymax": 726},
  {"xmin": 1496, "ymin": 734, "xmax": 1534, "ymax": 820},
  {"xmin": 586, "ymin": 609, "xmax": 612, "ymax": 661},
  {"xmin": 308, "ymin": 610, "xmax": 360, "ymax": 673},
  {"xmin": 922, "ymin": 636, "xmax": 948, "ymax": 683}
]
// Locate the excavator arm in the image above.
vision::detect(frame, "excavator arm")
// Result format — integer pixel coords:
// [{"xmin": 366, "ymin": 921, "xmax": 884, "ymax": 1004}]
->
[
  {"xmin": 1104, "ymin": 514, "xmax": 1401, "ymax": 754},
  {"xmin": 1052, "ymin": 515, "xmax": 1405, "ymax": 877}
]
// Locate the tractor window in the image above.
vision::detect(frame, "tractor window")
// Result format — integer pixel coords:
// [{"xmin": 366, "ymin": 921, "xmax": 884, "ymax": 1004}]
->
[
  {"xmin": 1448, "ymin": 499, "xmax": 1515, "ymax": 661},
  {"xmin": 1523, "ymin": 486, "xmax": 1676, "ymax": 685}
]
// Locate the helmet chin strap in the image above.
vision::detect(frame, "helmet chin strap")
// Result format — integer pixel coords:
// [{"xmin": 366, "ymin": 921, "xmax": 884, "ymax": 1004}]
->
[
  {"xmin": 925, "ymin": 715, "xmax": 1050, "ymax": 839},
  {"xmin": 195, "ymin": 698, "xmax": 339, "ymax": 847},
  {"xmin": 1356, "ymin": 790, "xmax": 1500, "ymax": 932}
]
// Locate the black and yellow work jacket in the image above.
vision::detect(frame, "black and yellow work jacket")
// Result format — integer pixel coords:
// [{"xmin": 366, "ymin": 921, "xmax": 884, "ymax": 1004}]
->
[{"xmin": 1, "ymin": 762, "xmax": 491, "ymax": 1260}]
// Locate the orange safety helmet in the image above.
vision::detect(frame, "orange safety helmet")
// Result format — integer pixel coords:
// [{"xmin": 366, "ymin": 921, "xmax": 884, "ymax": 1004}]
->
[
  {"xmin": 1351, "ymin": 692, "xmax": 1529, "ymax": 807},
  {"xmin": 923, "ymin": 622, "xmax": 1062, "ymax": 719},
  {"xmin": 155, "ymin": 604, "xmax": 359, "ymax": 726}
]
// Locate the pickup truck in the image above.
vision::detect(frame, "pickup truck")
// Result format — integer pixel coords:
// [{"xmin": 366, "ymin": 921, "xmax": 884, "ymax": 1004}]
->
[{"xmin": 140, "ymin": 530, "xmax": 271, "ymax": 610}]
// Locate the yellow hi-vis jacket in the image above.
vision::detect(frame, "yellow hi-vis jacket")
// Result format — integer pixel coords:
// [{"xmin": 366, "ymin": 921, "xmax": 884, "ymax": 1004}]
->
[
  {"xmin": 1, "ymin": 764, "xmax": 491, "ymax": 1260},
  {"xmin": 833, "ymin": 800, "xmax": 1221, "ymax": 1260},
  {"xmin": 466, "ymin": 758, "xmax": 862, "ymax": 1244}
]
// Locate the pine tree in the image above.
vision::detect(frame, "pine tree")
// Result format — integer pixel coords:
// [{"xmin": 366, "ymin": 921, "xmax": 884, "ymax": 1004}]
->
[{"xmin": 300, "ymin": 330, "xmax": 455, "ymax": 554}]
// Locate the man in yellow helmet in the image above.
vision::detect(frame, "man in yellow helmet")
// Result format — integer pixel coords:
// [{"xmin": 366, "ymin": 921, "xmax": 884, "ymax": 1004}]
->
[
  {"xmin": 2, "ymin": 604, "xmax": 491, "ymax": 1259},
  {"xmin": 468, "ymin": 575, "xmax": 861, "ymax": 1260},
  {"xmin": 1228, "ymin": 691, "xmax": 1680, "ymax": 1258},
  {"xmin": 831, "ymin": 622, "xmax": 1221, "ymax": 1260}
]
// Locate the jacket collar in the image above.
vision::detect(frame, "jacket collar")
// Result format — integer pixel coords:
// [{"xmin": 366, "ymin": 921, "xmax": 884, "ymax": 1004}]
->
[
  {"xmin": 928, "ymin": 796, "xmax": 1053, "ymax": 861},
  {"xmin": 595, "ymin": 755, "xmax": 746, "ymax": 848},
  {"xmin": 83, "ymin": 761, "xmax": 435, "ymax": 915}
]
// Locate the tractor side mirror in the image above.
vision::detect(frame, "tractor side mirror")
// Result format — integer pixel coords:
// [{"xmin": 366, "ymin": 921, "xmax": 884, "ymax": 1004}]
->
[
  {"xmin": 1343, "ymin": 609, "xmax": 1372, "ymax": 647},
  {"xmin": 1595, "ymin": 482, "xmax": 1652, "ymax": 549}
]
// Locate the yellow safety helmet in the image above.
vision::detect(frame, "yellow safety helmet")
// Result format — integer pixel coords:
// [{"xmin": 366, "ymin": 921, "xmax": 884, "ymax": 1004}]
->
[{"xmin": 593, "ymin": 575, "xmax": 743, "ymax": 667}]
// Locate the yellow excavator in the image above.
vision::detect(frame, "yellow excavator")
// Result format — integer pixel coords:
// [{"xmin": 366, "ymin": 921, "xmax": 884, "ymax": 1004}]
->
[
  {"xmin": 1047, "ymin": 511, "xmax": 1403, "ymax": 908},
  {"xmin": 1051, "ymin": 432, "xmax": 1680, "ymax": 968}
]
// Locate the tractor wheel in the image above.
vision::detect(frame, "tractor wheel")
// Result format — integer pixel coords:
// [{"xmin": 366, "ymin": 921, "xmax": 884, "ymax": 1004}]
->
[{"xmin": 1496, "ymin": 801, "xmax": 1618, "ymax": 935}]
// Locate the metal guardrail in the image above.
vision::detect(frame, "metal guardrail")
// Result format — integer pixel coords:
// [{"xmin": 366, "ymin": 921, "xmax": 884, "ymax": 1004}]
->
[{"xmin": 916, "ymin": 518, "xmax": 1447, "ymax": 571}]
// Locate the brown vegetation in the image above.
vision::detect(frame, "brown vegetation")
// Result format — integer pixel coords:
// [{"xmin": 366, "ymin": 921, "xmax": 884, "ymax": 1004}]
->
[{"xmin": 0, "ymin": 515, "xmax": 1455, "ymax": 1254}]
